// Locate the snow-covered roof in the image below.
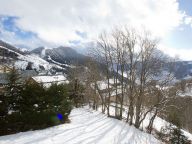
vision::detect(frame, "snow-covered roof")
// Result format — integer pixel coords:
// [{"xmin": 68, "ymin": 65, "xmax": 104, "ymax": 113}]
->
[
  {"xmin": 102, "ymin": 89, "xmax": 122, "ymax": 97},
  {"xmin": 32, "ymin": 75, "xmax": 67, "ymax": 83},
  {"xmin": 95, "ymin": 78, "xmax": 120, "ymax": 90},
  {"xmin": 96, "ymin": 81, "xmax": 112, "ymax": 90}
]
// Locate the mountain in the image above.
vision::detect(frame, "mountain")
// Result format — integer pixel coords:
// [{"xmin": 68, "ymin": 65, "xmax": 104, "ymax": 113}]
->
[
  {"xmin": 31, "ymin": 46, "xmax": 88, "ymax": 65},
  {"xmin": 174, "ymin": 61, "xmax": 192, "ymax": 79},
  {"xmin": 0, "ymin": 40, "xmax": 25, "ymax": 56},
  {"xmin": 30, "ymin": 46, "xmax": 45, "ymax": 56},
  {"xmin": 1, "ymin": 39, "xmax": 192, "ymax": 80},
  {"xmin": 0, "ymin": 40, "xmax": 65, "ymax": 72}
]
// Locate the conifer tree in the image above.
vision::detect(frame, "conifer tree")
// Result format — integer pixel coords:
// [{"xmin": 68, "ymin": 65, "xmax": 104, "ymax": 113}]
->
[{"xmin": 6, "ymin": 68, "xmax": 21, "ymax": 112}]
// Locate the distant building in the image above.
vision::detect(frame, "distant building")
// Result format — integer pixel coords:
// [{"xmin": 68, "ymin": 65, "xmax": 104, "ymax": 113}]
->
[
  {"xmin": 30, "ymin": 75, "xmax": 69, "ymax": 88},
  {"xmin": 0, "ymin": 65, "xmax": 13, "ymax": 73},
  {"xmin": 0, "ymin": 70, "xmax": 38, "ymax": 88},
  {"xmin": 90, "ymin": 79, "xmax": 124, "ymax": 104}
]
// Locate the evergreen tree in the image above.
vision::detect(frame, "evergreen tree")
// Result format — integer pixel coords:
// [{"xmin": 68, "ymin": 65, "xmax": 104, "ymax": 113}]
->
[
  {"xmin": 46, "ymin": 84, "xmax": 72, "ymax": 121},
  {"xmin": 0, "ymin": 93, "xmax": 8, "ymax": 135},
  {"xmin": 19, "ymin": 82, "xmax": 51, "ymax": 130},
  {"xmin": 19, "ymin": 82, "xmax": 46, "ymax": 114},
  {"xmin": 26, "ymin": 62, "xmax": 33, "ymax": 70},
  {"xmin": 6, "ymin": 68, "xmax": 22, "ymax": 113}
]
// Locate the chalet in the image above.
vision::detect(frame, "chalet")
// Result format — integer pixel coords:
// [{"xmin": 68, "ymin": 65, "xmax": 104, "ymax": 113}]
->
[{"xmin": 30, "ymin": 75, "xmax": 69, "ymax": 88}]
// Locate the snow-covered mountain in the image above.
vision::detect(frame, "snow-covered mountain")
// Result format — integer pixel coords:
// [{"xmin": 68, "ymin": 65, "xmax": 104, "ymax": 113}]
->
[
  {"xmin": 1, "ymin": 40, "xmax": 192, "ymax": 80},
  {"xmin": 0, "ymin": 40, "xmax": 65, "ymax": 72},
  {"xmin": 31, "ymin": 46, "xmax": 88, "ymax": 65}
]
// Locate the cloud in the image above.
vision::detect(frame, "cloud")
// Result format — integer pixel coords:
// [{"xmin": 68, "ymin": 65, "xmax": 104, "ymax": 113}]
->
[
  {"xmin": 0, "ymin": 16, "xmax": 52, "ymax": 48},
  {"xmin": 158, "ymin": 44, "xmax": 192, "ymax": 61},
  {"xmin": 184, "ymin": 16, "xmax": 192, "ymax": 27},
  {"xmin": 0, "ymin": 0, "xmax": 185, "ymax": 47}
]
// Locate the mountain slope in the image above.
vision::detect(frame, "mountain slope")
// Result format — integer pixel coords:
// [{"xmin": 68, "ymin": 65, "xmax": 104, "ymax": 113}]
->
[
  {"xmin": 0, "ymin": 40, "xmax": 25, "ymax": 55},
  {"xmin": 0, "ymin": 40, "xmax": 64, "ymax": 71},
  {"xmin": 31, "ymin": 46, "xmax": 88, "ymax": 65},
  {"xmin": 0, "ymin": 107, "xmax": 160, "ymax": 144}
]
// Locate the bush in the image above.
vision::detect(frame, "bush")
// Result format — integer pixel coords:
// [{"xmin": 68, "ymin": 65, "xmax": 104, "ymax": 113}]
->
[
  {"xmin": 169, "ymin": 126, "xmax": 190, "ymax": 144},
  {"xmin": 157, "ymin": 111, "xmax": 190, "ymax": 144}
]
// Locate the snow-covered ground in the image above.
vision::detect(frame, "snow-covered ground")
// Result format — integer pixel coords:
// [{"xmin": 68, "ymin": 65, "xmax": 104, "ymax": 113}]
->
[
  {"xmin": 178, "ymin": 87, "xmax": 192, "ymax": 97},
  {"xmin": 0, "ymin": 107, "xmax": 160, "ymax": 144},
  {"xmin": 109, "ymin": 103, "xmax": 192, "ymax": 141}
]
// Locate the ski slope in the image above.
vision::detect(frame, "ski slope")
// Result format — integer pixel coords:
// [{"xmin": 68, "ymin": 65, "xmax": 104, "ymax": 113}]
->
[{"xmin": 0, "ymin": 107, "xmax": 160, "ymax": 144}]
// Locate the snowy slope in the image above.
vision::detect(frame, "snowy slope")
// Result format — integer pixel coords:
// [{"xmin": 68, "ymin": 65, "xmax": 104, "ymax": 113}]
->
[
  {"xmin": 108, "ymin": 103, "xmax": 192, "ymax": 141},
  {"xmin": 0, "ymin": 107, "xmax": 160, "ymax": 144},
  {"xmin": 47, "ymin": 56, "xmax": 75, "ymax": 68},
  {"xmin": 16, "ymin": 54, "xmax": 64, "ymax": 71},
  {"xmin": 0, "ymin": 45, "xmax": 64, "ymax": 71}
]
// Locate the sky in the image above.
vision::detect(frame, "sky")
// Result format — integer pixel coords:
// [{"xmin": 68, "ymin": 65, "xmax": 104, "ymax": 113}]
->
[{"xmin": 0, "ymin": 0, "xmax": 192, "ymax": 60}]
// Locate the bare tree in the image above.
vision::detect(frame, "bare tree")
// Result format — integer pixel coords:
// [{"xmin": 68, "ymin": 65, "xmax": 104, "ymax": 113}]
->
[
  {"xmin": 84, "ymin": 58, "xmax": 102, "ymax": 110},
  {"xmin": 90, "ymin": 27, "xmax": 177, "ymax": 134}
]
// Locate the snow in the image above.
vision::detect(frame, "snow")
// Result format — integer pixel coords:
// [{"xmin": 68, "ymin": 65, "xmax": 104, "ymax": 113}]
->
[
  {"xmin": 17, "ymin": 54, "xmax": 64, "ymax": 71},
  {"xmin": 106, "ymin": 104, "xmax": 192, "ymax": 141},
  {"xmin": 33, "ymin": 104, "xmax": 38, "ymax": 108},
  {"xmin": 14, "ymin": 60, "xmax": 29, "ymax": 70},
  {"xmin": 145, "ymin": 114, "xmax": 192, "ymax": 141},
  {"xmin": 32, "ymin": 75, "xmax": 67, "ymax": 83},
  {"xmin": 41, "ymin": 47, "xmax": 48, "ymax": 57},
  {"xmin": 95, "ymin": 79, "xmax": 120, "ymax": 90},
  {"xmin": 183, "ymin": 75, "xmax": 192, "ymax": 80},
  {"xmin": 0, "ymin": 45, "xmax": 64, "ymax": 71},
  {"xmin": 178, "ymin": 87, "xmax": 192, "ymax": 97},
  {"xmin": 96, "ymin": 81, "xmax": 112, "ymax": 90},
  {"xmin": 0, "ymin": 107, "xmax": 160, "ymax": 144},
  {"xmin": 47, "ymin": 56, "xmax": 75, "ymax": 68},
  {"xmin": 32, "ymin": 75, "xmax": 69, "ymax": 88}
]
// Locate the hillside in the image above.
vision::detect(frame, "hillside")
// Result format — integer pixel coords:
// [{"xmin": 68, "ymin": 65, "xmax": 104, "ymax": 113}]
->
[
  {"xmin": 31, "ymin": 46, "xmax": 88, "ymax": 65},
  {"xmin": 0, "ymin": 40, "xmax": 65, "ymax": 72},
  {"xmin": 0, "ymin": 107, "xmax": 160, "ymax": 144}
]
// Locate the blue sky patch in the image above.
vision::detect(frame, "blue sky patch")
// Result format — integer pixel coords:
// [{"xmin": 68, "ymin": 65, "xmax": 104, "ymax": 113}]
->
[{"xmin": 0, "ymin": 15, "xmax": 37, "ymax": 39}]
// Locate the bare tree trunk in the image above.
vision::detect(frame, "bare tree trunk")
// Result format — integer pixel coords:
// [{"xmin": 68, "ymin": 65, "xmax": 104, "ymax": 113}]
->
[{"xmin": 147, "ymin": 108, "xmax": 158, "ymax": 134}]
